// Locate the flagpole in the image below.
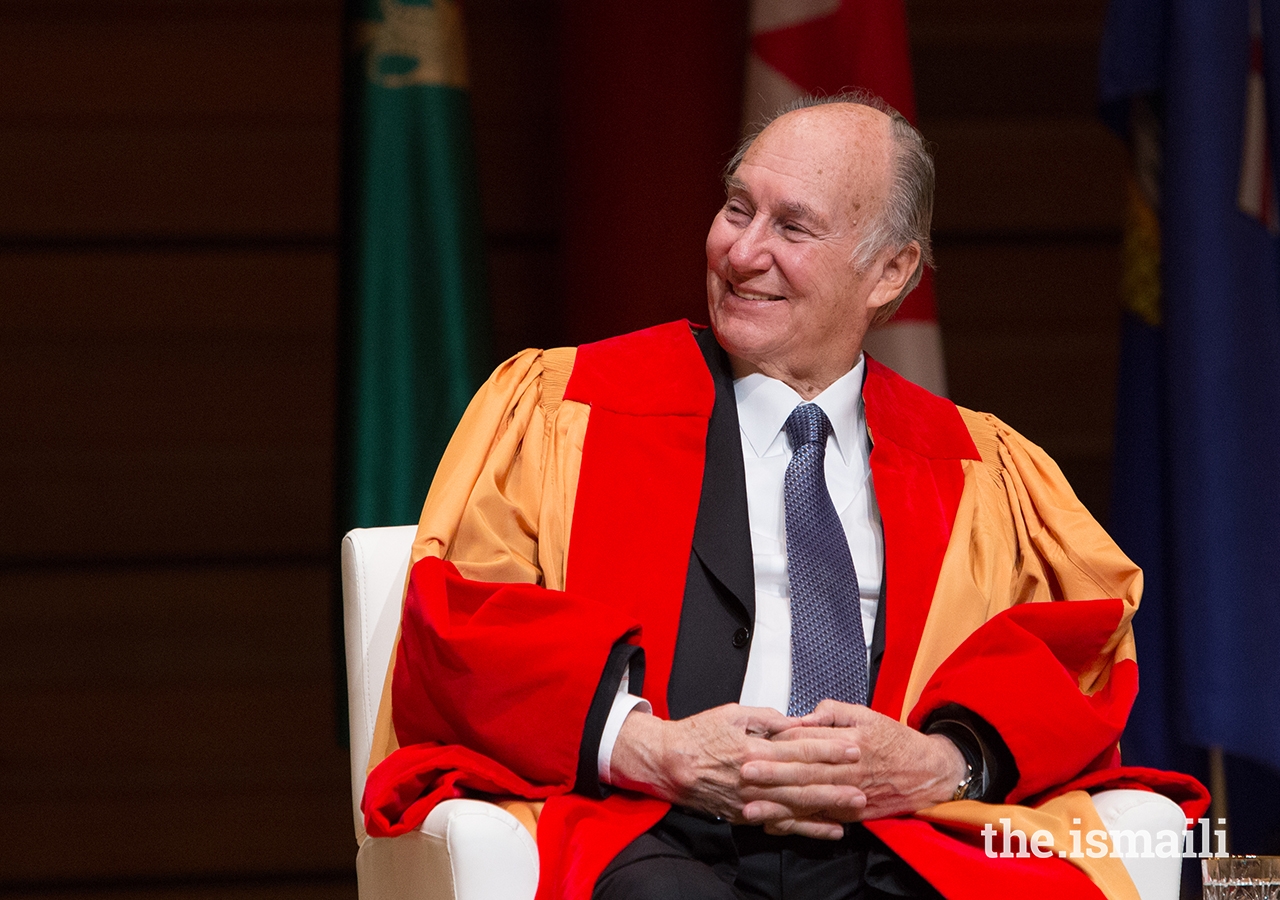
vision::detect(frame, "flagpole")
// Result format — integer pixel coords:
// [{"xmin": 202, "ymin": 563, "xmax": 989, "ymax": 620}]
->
[{"xmin": 1208, "ymin": 745, "xmax": 1229, "ymax": 851}]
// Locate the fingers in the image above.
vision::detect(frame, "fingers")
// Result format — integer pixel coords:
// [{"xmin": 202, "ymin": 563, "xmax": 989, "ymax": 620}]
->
[
  {"xmin": 795, "ymin": 699, "xmax": 869, "ymax": 728},
  {"xmin": 748, "ymin": 783, "xmax": 865, "ymax": 814},
  {"xmin": 745, "ymin": 736, "xmax": 860, "ymax": 764},
  {"xmin": 740, "ymin": 784, "xmax": 866, "ymax": 825},
  {"xmin": 736, "ymin": 705, "xmax": 800, "ymax": 737},
  {"xmin": 768, "ymin": 725, "xmax": 859, "ymax": 746},
  {"xmin": 737, "ymin": 746, "xmax": 868, "ymax": 828},
  {"xmin": 742, "ymin": 759, "xmax": 860, "ymax": 789},
  {"xmin": 763, "ymin": 817, "xmax": 847, "ymax": 841}
]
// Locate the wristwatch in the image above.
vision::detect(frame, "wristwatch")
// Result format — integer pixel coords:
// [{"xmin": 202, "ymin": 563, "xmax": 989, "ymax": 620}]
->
[{"xmin": 952, "ymin": 760, "xmax": 976, "ymax": 802}]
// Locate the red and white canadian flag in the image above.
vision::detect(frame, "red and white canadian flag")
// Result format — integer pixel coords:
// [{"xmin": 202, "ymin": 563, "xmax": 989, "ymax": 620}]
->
[
  {"xmin": 1239, "ymin": 0, "xmax": 1279, "ymax": 233},
  {"xmin": 745, "ymin": 0, "xmax": 947, "ymax": 395}
]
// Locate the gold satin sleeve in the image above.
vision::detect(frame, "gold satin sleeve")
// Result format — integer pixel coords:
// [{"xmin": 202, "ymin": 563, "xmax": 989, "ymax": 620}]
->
[
  {"xmin": 906, "ymin": 408, "xmax": 1145, "ymax": 900},
  {"xmin": 904, "ymin": 408, "xmax": 1142, "ymax": 716},
  {"xmin": 366, "ymin": 346, "xmax": 589, "ymax": 776}
]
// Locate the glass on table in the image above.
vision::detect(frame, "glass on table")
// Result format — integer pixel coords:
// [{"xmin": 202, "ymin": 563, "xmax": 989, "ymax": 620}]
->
[{"xmin": 1203, "ymin": 856, "xmax": 1280, "ymax": 900}]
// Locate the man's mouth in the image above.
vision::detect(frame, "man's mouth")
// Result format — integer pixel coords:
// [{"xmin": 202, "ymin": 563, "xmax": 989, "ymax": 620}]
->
[{"xmin": 729, "ymin": 284, "xmax": 784, "ymax": 302}]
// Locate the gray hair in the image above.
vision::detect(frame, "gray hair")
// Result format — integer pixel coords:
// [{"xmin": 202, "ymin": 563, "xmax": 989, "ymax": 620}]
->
[{"xmin": 725, "ymin": 90, "xmax": 935, "ymax": 325}]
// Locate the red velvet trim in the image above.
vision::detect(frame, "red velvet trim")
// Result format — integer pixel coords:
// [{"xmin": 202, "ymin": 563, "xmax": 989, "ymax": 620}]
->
[
  {"xmin": 563, "ymin": 320, "xmax": 714, "ymax": 417},
  {"xmin": 391, "ymin": 556, "xmax": 643, "ymax": 788},
  {"xmin": 908, "ymin": 601, "xmax": 1139, "ymax": 803},
  {"xmin": 534, "ymin": 794, "xmax": 669, "ymax": 900},
  {"xmin": 561, "ymin": 320, "xmax": 715, "ymax": 719},
  {"xmin": 867, "ymin": 817, "xmax": 1107, "ymax": 900},
  {"xmin": 863, "ymin": 357, "xmax": 979, "ymax": 461},
  {"xmin": 540, "ymin": 320, "xmax": 713, "ymax": 898},
  {"xmin": 863, "ymin": 358, "xmax": 977, "ymax": 719},
  {"xmin": 364, "ymin": 742, "xmax": 565, "ymax": 838},
  {"xmin": 363, "ymin": 555, "xmax": 652, "ymax": 837}
]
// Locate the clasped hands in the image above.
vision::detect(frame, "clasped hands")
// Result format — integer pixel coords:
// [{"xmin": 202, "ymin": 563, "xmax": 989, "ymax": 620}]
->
[{"xmin": 609, "ymin": 699, "xmax": 967, "ymax": 841}]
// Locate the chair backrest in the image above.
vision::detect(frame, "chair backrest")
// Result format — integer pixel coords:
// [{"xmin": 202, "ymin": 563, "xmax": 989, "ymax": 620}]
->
[{"xmin": 340, "ymin": 524, "xmax": 418, "ymax": 842}]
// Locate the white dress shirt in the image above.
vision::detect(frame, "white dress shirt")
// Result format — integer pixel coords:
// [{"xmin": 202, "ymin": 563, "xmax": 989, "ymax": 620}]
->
[{"xmin": 598, "ymin": 357, "xmax": 885, "ymax": 781}]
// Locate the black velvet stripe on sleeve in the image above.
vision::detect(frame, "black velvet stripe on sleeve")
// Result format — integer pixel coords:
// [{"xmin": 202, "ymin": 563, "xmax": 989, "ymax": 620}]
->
[
  {"xmin": 923, "ymin": 703, "xmax": 1019, "ymax": 803},
  {"xmin": 574, "ymin": 641, "xmax": 647, "ymax": 799}
]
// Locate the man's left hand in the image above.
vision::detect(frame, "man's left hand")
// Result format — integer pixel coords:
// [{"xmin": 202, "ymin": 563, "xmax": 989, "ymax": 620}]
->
[{"xmin": 738, "ymin": 699, "xmax": 967, "ymax": 835}]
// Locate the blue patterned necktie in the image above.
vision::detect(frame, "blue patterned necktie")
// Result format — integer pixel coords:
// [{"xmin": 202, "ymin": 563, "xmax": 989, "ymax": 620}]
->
[{"xmin": 783, "ymin": 402, "xmax": 868, "ymax": 716}]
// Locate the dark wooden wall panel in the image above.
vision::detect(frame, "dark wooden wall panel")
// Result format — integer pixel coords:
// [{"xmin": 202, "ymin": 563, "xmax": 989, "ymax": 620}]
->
[
  {"xmin": 1, "ymin": 427, "xmax": 332, "ymax": 563},
  {"xmin": 4, "ymin": 791, "xmax": 351, "ymax": 884},
  {"xmin": 935, "ymin": 237, "xmax": 1121, "ymax": 517},
  {"xmin": 466, "ymin": 0, "xmax": 559, "ymax": 238},
  {"xmin": 0, "ymin": 127, "xmax": 338, "ymax": 237},
  {"xmin": 0, "ymin": 0, "xmax": 353, "ymax": 893},
  {"xmin": 913, "ymin": 0, "xmax": 1109, "ymax": 117},
  {"xmin": 0, "ymin": 2, "xmax": 341, "ymax": 239},
  {"xmin": 935, "ymin": 242, "xmax": 1121, "ymax": 325},
  {"xmin": 486, "ymin": 244, "xmax": 559, "ymax": 359},
  {"xmin": 1, "ymin": 251, "xmax": 335, "ymax": 562},
  {"xmin": 910, "ymin": 0, "xmax": 1123, "ymax": 523},
  {"xmin": 1, "ymin": 251, "xmax": 337, "ymax": 331},
  {"xmin": 2, "ymin": 886, "xmax": 356, "ymax": 900},
  {"xmin": 0, "ymin": 4, "xmax": 341, "ymax": 122},
  {"xmin": 465, "ymin": 0, "xmax": 561, "ymax": 358},
  {"xmin": 0, "ymin": 565, "xmax": 351, "ymax": 881},
  {"xmin": 931, "ymin": 119, "xmax": 1123, "ymax": 235}
]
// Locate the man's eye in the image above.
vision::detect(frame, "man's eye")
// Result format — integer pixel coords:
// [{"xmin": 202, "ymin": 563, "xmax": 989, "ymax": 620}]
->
[{"xmin": 725, "ymin": 202, "xmax": 751, "ymax": 220}]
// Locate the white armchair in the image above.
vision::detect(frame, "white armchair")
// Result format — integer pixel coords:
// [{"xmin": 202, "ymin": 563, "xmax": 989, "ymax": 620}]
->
[
  {"xmin": 340, "ymin": 525, "xmax": 1185, "ymax": 900},
  {"xmin": 342, "ymin": 526, "xmax": 539, "ymax": 900}
]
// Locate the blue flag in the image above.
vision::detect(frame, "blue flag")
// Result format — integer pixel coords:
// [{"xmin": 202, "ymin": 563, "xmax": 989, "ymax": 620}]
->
[{"xmin": 1101, "ymin": 0, "xmax": 1280, "ymax": 783}]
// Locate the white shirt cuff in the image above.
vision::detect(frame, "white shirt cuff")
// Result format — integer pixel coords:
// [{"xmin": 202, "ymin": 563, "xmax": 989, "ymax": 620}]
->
[{"xmin": 596, "ymin": 668, "xmax": 652, "ymax": 784}]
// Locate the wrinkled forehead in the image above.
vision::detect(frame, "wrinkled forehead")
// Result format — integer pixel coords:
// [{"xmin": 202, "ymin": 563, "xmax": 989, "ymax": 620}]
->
[{"xmin": 738, "ymin": 104, "xmax": 894, "ymax": 217}]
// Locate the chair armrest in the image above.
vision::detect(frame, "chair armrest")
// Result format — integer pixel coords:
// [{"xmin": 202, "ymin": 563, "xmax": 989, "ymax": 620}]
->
[
  {"xmin": 1092, "ymin": 789, "xmax": 1187, "ymax": 900},
  {"xmin": 358, "ymin": 791, "xmax": 1178, "ymax": 900},
  {"xmin": 356, "ymin": 799, "xmax": 539, "ymax": 900}
]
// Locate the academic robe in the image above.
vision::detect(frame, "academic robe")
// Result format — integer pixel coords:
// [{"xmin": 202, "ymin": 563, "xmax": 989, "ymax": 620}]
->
[{"xmin": 361, "ymin": 320, "xmax": 1208, "ymax": 900}]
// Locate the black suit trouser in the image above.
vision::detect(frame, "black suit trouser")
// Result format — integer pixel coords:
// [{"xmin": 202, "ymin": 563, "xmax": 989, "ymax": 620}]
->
[{"xmin": 593, "ymin": 807, "xmax": 944, "ymax": 900}]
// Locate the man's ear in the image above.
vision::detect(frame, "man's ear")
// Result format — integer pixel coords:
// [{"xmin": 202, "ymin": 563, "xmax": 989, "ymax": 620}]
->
[{"xmin": 867, "ymin": 241, "xmax": 922, "ymax": 313}]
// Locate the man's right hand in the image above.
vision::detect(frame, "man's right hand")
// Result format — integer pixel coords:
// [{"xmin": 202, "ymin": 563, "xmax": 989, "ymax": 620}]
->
[{"xmin": 608, "ymin": 704, "xmax": 866, "ymax": 840}]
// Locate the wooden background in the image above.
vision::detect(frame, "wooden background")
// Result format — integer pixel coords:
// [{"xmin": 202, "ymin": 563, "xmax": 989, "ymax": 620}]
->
[{"xmin": 0, "ymin": 1, "xmax": 1124, "ymax": 897}]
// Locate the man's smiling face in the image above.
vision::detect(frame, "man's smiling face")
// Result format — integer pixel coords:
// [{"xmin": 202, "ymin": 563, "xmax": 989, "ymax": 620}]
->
[{"xmin": 705, "ymin": 103, "xmax": 905, "ymax": 398}]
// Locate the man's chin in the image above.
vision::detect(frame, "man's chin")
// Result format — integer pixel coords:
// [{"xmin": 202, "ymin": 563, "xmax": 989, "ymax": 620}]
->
[
  {"xmin": 707, "ymin": 316, "xmax": 785, "ymax": 376},
  {"xmin": 711, "ymin": 296, "xmax": 788, "ymax": 336}
]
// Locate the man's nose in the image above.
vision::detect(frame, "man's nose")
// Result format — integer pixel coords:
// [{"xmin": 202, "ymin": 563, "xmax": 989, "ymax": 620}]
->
[{"xmin": 727, "ymin": 217, "xmax": 771, "ymax": 272}]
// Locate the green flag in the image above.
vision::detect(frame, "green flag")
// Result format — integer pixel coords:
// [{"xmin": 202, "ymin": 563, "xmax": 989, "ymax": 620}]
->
[{"xmin": 340, "ymin": 0, "xmax": 491, "ymax": 529}]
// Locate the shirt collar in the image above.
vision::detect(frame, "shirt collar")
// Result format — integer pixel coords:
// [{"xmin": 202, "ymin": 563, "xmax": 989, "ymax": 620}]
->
[{"xmin": 733, "ymin": 356, "xmax": 867, "ymax": 464}]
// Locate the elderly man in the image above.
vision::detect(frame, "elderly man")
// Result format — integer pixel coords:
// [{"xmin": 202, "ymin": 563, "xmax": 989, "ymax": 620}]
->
[{"xmin": 361, "ymin": 95, "xmax": 1205, "ymax": 900}]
